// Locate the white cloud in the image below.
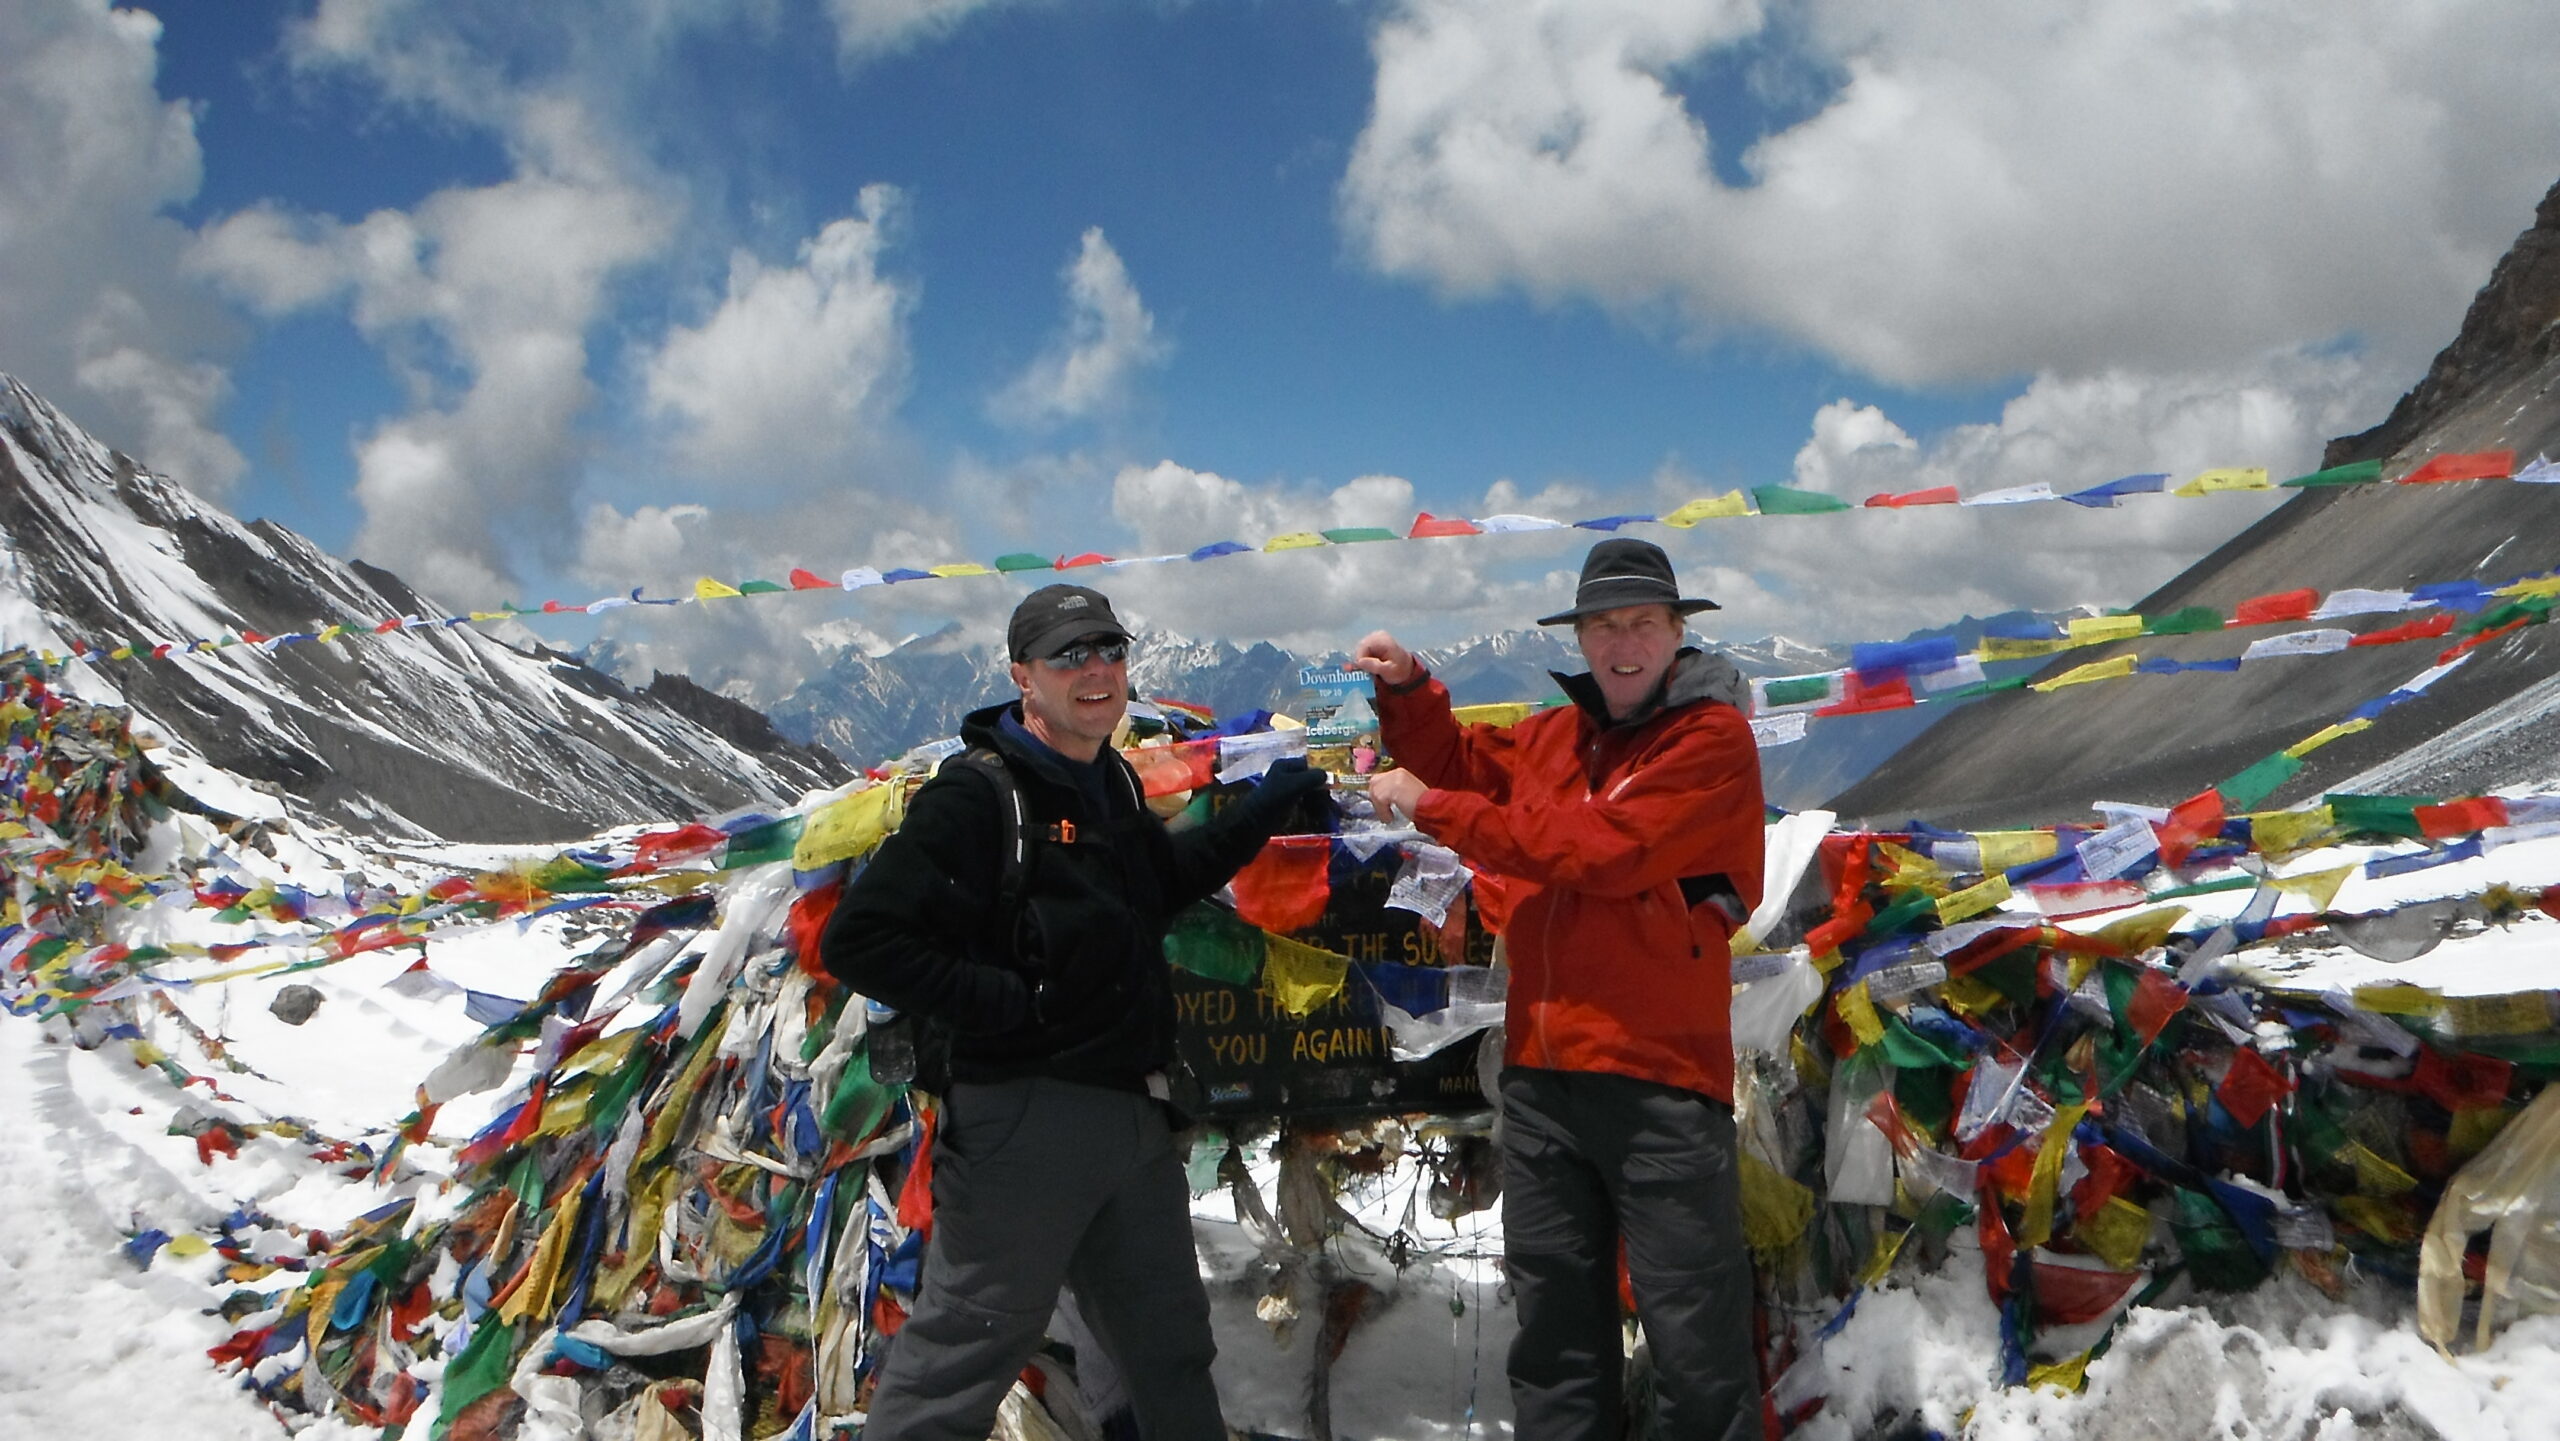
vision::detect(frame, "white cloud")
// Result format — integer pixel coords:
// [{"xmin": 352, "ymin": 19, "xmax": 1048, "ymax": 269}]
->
[
  {"xmin": 990, "ymin": 227, "xmax": 1169, "ymax": 428},
  {"xmin": 0, "ymin": 0, "xmax": 244, "ymax": 494},
  {"xmin": 642, "ymin": 188, "xmax": 914, "ymax": 479},
  {"xmin": 825, "ymin": 0, "xmax": 1028, "ymax": 63},
  {"xmin": 193, "ymin": 170, "xmax": 673, "ymax": 606},
  {"xmin": 1342, "ymin": 0, "xmax": 2560, "ymax": 387}
]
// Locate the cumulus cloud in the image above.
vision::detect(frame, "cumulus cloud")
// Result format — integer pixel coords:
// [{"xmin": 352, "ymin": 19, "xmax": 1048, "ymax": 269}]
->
[
  {"xmin": 990, "ymin": 227, "xmax": 1169, "ymax": 428},
  {"xmin": 825, "ymin": 0, "xmax": 1028, "ymax": 64},
  {"xmin": 193, "ymin": 170, "xmax": 672, "ymax": 605},
  {"xmin": 0, "ymin": 0, "xmax": 244, "ymax": 494},
  {"xmin": 643, "ymin": 188, "xmax": 914, "ymax": 479},
  {"xmin": 1342, "ymin": 0, "xmax": 2560, "ymax": 387}
]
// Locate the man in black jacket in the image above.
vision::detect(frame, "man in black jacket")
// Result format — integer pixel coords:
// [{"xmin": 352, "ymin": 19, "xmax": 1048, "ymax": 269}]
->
[{"xmin": 821, "ymin": 583, "xmax": 1325, "ymax": 1441}]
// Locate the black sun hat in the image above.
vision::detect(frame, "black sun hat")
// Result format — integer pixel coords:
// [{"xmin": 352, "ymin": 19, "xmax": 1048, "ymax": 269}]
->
[
  {"xmin": 1535, "ymin": 538, "xmax": 1721, "ymax": 626},
  {"xmin": 1007, "ymin": 583, "xmax": 1133, "ymax": 661}
]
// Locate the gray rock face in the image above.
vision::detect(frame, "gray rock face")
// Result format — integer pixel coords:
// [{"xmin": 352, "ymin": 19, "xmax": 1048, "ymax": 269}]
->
[
  {"xmin": 1832, "ymin": 175, "xmax": 2560, "ymax": 830},
  {"xmin": 0, "ymin": 374, "xmax": 851, "ymax": 842}
]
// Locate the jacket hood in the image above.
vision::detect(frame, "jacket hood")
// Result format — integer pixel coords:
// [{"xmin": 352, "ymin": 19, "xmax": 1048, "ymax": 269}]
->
[
  {"xmin": 1551, "ymin": 646, "xmax": 1748, "ymax": 730},
  {"xmin": 958, "ymin": 700, "xmax": 1133, "ymax": 801}
]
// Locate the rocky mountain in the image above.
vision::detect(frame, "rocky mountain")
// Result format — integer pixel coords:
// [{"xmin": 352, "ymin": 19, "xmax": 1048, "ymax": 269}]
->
[
  {"xmin": 0, "ymin": 375, "xmax": 851, "ymax": 842},
  {"xmin": 1830, "ymin": 174, "xmax": 2560, "ymax": 830}
]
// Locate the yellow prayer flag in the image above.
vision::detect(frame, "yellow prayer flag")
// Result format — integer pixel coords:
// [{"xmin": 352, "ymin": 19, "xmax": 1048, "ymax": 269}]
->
[
  {"xmin": 1263, "ymin": 532, "xmax": 1327, "ymax": 552},
  {"xmin": 1738, "ymin": 1149, "xmax": 1816, "ymax": 1258},
  {"xmin": 1659, "ymin": 492, "xmax": 1751, "ymax": 527},
  {"xmin": 794, "ymin": 783, "xmax": 905, "ymax": 869},
  {"xmin": 2447, "ymin": 1106, "xmax": 2515, "ymax": 1161},
  {"xmin": 1857, "ymin": 1228, "xmax": 1909, "ymax": 1287},
  {"xmin": 2250, "ymin": 805, "xmax": 2335, "ymax": 855},
  {"xmin": 1450, "ymin": 702, "xmax": 1535, "ymax": 728},
  {"xmin": 2499, "ymin": 574, "xmax": 2560, "ymax": 599},
  {"xmin": 2031, "ymin": 654, "xmax": 2140, "ymax": 693},
  {"xmin": 2284, "ymin": 721, "xmax": 2372, "ymax": 759},
  {"xmin": 535, "ymin": 1084, "xmax": 594, "ymax": 1137},
  {"xmin": 2333, "ymin": 1195, "xmax": 2418, "ymax": 1244},
  {"xmin": 1262, "ymin": 934, "xmax": 1348, "ymax": 1017},
  {"xmin": 2172, "ymin": 467, "xmax": 2272, "ymax": 497},
  {"xmin": 1935, "ymin": 873, "xmax": 2012, "ymax": 926},
  {"xmin": 2077, "ymin": 1195, "xmax": 2154, "ymax": 1272},
  {"xmin": 560, "ymin": 1028, "xmax": 645, "ymax": 1079},
  {"xmin": 2350, "ymin": 981, "xmax": 2442, "ymax": 1017},
  {"xmin": 1981, "ymin": 636, "xmax": 2075, "ymax": 661},
  {"xmin": 929, "ymin": 563, "xmax": 992, "ymax": 578},
  {"xmin": 166, "ymin": 1233, "xmax": 214, "ymax": 1259},
  {"xmin": 497, "ymin": 1179, "xmax": 589, "ymax": 1324},
  {"xmin": 2092, "ymin": 906, "xmax": 2184, "ymax": 956},
  {"xmin": 1835, "ymin": 980, "xmax": 1887, "ymax": 1048},
  {"xmin": 2339, "ymin": 1139, "xmax": 2419, "ymax": 1198},
  {"xmin": 2025, "ymin": 1352, "xmax": 2095, "ymax": 1394},
  {"xmin": 1940, "ymin": 972, "xmax": 2006, "ymax": 1018},
  {"xmin": 1973, "ymin": 830, "xmax": 2059, "ymax": 872},
  {"xmin": 694, "ymin": 577, "xmax": 743, "ymax": 599},
  {"xmin": 2441, "ymin": 991, "xmax": 2554, "ymax": 1037},
  {"xmin": 1876, "ymin": 841, "xmax": 1948, "ymax": 896},
  {"xmin": 2064, "ymin": 614, "xmax": 2145, "ymax": 646},
  {"xmin": 2268, "ymin": 864, "xmax": 2354, "ymax": 913},
  {"xmin": 2018, "ymin": 1103, "xmax": 2091, "ymax": 1249},
  {"xmin": 468, "ymin": 610, "xmax": 512, "ymax": 622}
]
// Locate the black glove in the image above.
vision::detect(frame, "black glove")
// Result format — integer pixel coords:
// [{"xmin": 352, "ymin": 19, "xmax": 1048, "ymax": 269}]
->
[{"xmin": 1220, "ymin": 758, "xmax": 1332, "ymax": 840}]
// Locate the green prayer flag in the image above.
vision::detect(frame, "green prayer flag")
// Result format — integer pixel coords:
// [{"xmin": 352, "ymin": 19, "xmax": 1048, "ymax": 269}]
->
[
  {"xmin": 2143, "ymin": 606, "xmax": 2225, "ymax": 636},
  {"xmin": 2216, "ymin": 752, "xmax": 2303, "ymax": 811},
  {"xmin": 1318, "ymin": 526, "xmax": 1399, "ymax": 544},
  {"xmin": 436, "ymin": 1317, "xmax": 520, "ymax": 1435},
  {"xmin": 719, "ymin": 816, "xmax": 804, "ymax": 870},
  {"xmin": 1882, "ymin": 1015, "xmax": 1966, "ymax": 1070},
  {"xmin": 1164, "ymin": 904, "xmax": 1264, "ymax": 985},
  {"xmin": 993, "ymin": 552, "xmax": 1054, "ymax": 572},
  {"xmin": 823, "ymin": 1063, "xmax": 896, "ymax": 1142},
  {"xmin": 2280, "ymin": 458, "xmax": 2383, "ymax": 488},
  {"xmin": 1763, "ymin": 676, "xmax": 1833, "ymax": 707},
  {"xmin": 530, "ymin": 856, "xmax": 615, "ymax": 894},
  {"xmin": 1862, "ymin": 892, "xmax": 1939, "ymax": 938},
  {"xmin": 1749, "ymin": 485, "xmax": 1853, "ymax": 516},
  {"xmin": 2327, "ymin": 794, "xmax": 2433, "ymax": 841},
  {"xmin": 736, "ymin": 579, "xmax": 787, "ymax": 594}
]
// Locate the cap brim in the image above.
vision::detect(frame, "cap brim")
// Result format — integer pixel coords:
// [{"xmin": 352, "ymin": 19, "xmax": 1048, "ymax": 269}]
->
[
  {"xmin": 1018, "ymin": 618, "xmax": 1134, "ymax": 660},
  {"xmin": 1536, "ymin": 596, "xmax": 1721, "ymax": 626}
]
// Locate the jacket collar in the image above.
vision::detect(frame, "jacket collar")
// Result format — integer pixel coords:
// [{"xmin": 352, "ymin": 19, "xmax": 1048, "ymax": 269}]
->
[
  {"xmin": 960, "ymin": 700, "xmax": 1135, "ymax": 806},
  {"xmin": 1550, "ymin": 647, "xmax": 1747, "ymax": 731}
]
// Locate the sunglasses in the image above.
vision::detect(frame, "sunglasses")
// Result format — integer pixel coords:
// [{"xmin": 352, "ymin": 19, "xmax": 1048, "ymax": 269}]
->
[{"xmin": 1040, "ymin": 639, "xmax": 1131, "ymax": 670}]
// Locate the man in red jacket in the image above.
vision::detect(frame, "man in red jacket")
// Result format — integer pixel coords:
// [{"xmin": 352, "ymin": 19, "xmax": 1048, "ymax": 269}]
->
[{"xmin": 1352, "ymin": 538, "xmax": 1765, "ymax": 1441}]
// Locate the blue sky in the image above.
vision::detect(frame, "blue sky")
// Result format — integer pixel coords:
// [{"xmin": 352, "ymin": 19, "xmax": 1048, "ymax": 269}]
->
[{"xmin": 7, "ymin": 1, "xmax": 2559, "ymax": 699}]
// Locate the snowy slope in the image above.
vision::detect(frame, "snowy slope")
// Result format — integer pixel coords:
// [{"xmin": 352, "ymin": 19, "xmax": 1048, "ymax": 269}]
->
[{"xmin": 0, "ymin": 375, "xmax": 849, "ymax": 842}]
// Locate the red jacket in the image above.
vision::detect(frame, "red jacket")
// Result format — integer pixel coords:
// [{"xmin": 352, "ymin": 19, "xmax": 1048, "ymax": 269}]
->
[{"xmin": 1374, "ymin": 651, "xmax": 1764, "ymax": 1102}]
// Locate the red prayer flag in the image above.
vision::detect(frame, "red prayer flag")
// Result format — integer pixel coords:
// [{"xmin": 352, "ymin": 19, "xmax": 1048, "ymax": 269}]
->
[
  {"xmin": 1862, "ymin": 486, "xmax": 1960, "ymax": 509},
  {"xmin": 2400, "ymin": 450, "xmax": 2514, "ymax": 484},
  {"xmin": 1127, "ymin": 739, "xmax": 1218, "ymax": 798},
  {"xmin": 2412, "ymin": 1045, "xmax": 2513, "ymax": 1112},
  {"xmin": 2068, "ymin": 1143, "xmax": 2136, "ymax": 1221},
  {"xmin": 2154, "ymin": 788, "xmax": 2226, "ymax": 869},
  {"xmin": 2415, "ymin": 796, "xmax": 2508, "ymax": 840},
  {"xmin": 2029, "ymin": 1260, "xmax": 2142, "ymax": 1327},
  {"xmin": 2216, "ymin": 1046, "xmax": 2291, "ymax": 1128},
  {"xmin": 788, "ymin": 881, "xmax": 843, "ymax": 979},
  {"xmin": 1057, "ymin": 552, "xmax": 1113, "ymax": 568},
  {"xmin": 896, "ymin": 1106, "xmax": 938, "ymax": 1239},
  {"xmin": 1408, "ymin": 512, "xmax": 1485, "ymax": 538},
  {"xmin": 787, "ymin": 568, "xmax": 835, "ymax": 590},
  {"xmin": 1229, "ymin": 836, "xmax": 1334, "ymax": 933},
  {"xmin": 2126, "ymin": 966, "xmax": 2188, "ymax": 1045},
  {"xmin": 630, "ymin": 823, "xmax": 730, "ymax": 870},
  {"xmin": 2233, "ymin": 588, "xmax": 2317, "ymax": 625},
  {"xmin": 2350, "ymin": 612, "xmax": 2454, "ymax": 647},
  {"xmin": 1980, "ymin": 1191, "xmax": 2016, "ymax": 1303},
  {"xmin": 1816, "ymin": 672, "xmax": 1915, "ymax": 716}
]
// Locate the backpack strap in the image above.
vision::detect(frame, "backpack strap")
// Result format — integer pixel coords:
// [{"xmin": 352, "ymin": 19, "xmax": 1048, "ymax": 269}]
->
[{"xmin": 944, "ymin": 747, "xmax": 1032, "ymax": 932}]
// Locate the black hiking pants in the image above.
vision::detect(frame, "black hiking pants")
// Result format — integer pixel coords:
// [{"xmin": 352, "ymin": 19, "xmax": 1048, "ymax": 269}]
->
[
  {"xmin": 861, "ymin": 1076, "xmax": 1223, "ymax": 1441},
  {"xmin": 1502, "ymin": 1067, "xmax": 1762, "ymax": 1441}
]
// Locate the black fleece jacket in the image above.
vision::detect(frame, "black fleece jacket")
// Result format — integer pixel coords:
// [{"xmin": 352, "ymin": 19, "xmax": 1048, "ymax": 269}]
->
[{"xmin": 819, "ymin": 701, "xmax": 1282, "ymax": 1089}]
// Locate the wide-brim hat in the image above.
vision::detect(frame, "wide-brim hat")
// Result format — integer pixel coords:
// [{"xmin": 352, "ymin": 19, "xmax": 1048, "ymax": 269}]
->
[
  {"xmin": 1008, "ymin": 583, "xmax": 1133, "ymax": 661},
  {"xmin": 1535, "ymin": 538, "xmax": 1720, "ymax": 626}
]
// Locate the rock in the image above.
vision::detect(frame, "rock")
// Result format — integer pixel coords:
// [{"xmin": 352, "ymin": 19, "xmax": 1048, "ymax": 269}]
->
[{"xmin": 269, "ymin": 984, "xmax": 323, "ymax": 1026}]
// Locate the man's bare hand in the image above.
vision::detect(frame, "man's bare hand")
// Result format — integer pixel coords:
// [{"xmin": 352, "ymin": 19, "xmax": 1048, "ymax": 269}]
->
[
  {"xmin": 1350, "ymin": 631, "xmax": 1418, "ymax": 687},
  {"xmin": 1367, "ymin": 767, "xmax": 1428, "ymax": 824}
]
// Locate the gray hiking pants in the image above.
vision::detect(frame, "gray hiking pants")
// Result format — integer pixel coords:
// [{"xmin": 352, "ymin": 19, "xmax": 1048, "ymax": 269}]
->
[
  {"xmin": 861, "ymin": 1076, "xmax": 1224, "ymax": 1441},
  {"xmin": 1501, "ymin": 1067, "xmax": 1763, "ymax": 1441}
]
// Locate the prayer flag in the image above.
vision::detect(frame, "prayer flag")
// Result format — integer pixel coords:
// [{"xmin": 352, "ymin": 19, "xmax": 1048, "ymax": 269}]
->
[
  {"xmin": 1863, "ymin": 486, "xmax": 1959, "ymax": 508},
  {"xmin": 1189, "ymin": 541, "xmax": 1250, "ymax": 560},
  {"xmin": 929, "ymin": 563, "xmax": 992, "ymax": 578},
  {"xmin": 2064, "ymin": 614, "xmax": 2145, "ymax": 645},
  {"xmin": 1751, "ymin": 485, "xmax": 1852, "ymax": 515},
  {"xmin": 2249, "ymin": 805, "xmax": 2334, "ymax": 855},
  {"xmin": 1658, "ymin": 492, "xmax": 1750, "ymax": 526},
  {"xmin": 786, "ymin": 568, "xmax": 834, "ymax": 590},
  {"xmin": 2142, "ymin": 605, "xmax": 2223, "ymax": 635},
  {"xmin": 1320, "ymin": 527, "xmax": 1398, "ymax": 544},
  {"xmin": 1229, "ymin": 836, "xmax": 1333, "ymax": 933},
  {"xmin": 2215, "ymin": 752, "xmax": 2302, "ymax": 811},
  {"xmin": 2154, "ymin": 789, "xmax": 2226, "ymax": 868},
  {"xmin": 2062, "ymin": 473, "xmax": 2168, "ymax": 508},
  {"xmin": 2280, "ymin": 459, "xmax": 2383, "ymax": 487},
  {"xmin": 2283, "ymin": 721, "xmax": 2370, "ymax": 758},
  {"xmin": 2415, "ymin": 795, "xmax": 2507, "ymax": 839},
  {"xmin": 2216, "ymin": 1047, "xmax": 2290, "ymax": 1128},
  {"xmin": 1961, "ymin": 482, "xmax": 2056, "ymax": 506},
  {"xmin": 1407, "ymin": 512, "xmax": 1483, "ymax": 538},
  {"xmin": 1263, "ymin": 532, "xmax": 1326, "ymax": 552},
  {"xmin": 2233, "ymin": 589, "xmax": 2317, "ymax": 625},
  {"xmin": 2399, "ymin": 449, "xmax": 2513, "ymax": 484},
  {"xmin": 694, "ymin": 578, "xmax": 742, "ymax": 599},
  {"xmin": 2125, "ymin": 966, "xmax": 2187, "ymax": 1045},
  {"xmin": 992, "ymin": 553, "xmax": 1053, "ymax": 573},
  {"xmin": 2173, "ymin": 467, "xmax": 2270, "ymax": 496},
  {"xmin": 1475, "ymin": 514, "xmax": 1565, "ymax": 532},
  {"xmin": 1572, "ymin": 514, "xmax": 1654, "ymax": 531},
  {"xmin": 1058, "ymin": 552, "xmax": 1113, "ymax": 567},
  {"xmin": 2030, "ymin": 655, "xmax": 2137, "ymax": 692},
  {"xmin": 1261, "ymin": 934, "xmax": 1348, "ymax": 1017}
]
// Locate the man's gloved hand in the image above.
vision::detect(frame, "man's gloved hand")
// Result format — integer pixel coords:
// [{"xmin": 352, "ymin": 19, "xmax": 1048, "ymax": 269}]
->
[{"xmin": 1221, "ymin": 757, "xmax": 1332, "ymax": 839}]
